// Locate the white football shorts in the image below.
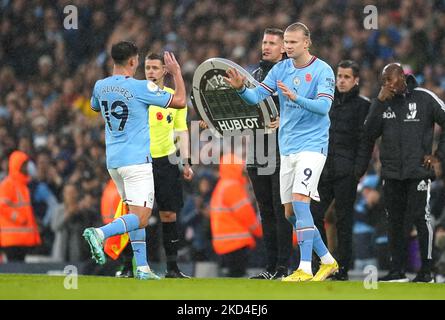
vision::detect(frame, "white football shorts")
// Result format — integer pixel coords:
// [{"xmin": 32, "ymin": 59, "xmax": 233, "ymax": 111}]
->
[
  {"xmin": 108, "ymin": 162, "xmax": 154, "ymax": 208},
  {"xmin": 280, "ymin": 151, "xmax": 326, "ymax": 204}
]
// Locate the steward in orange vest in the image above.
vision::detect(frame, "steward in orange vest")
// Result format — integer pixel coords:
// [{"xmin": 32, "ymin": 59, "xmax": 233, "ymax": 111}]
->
[
  {"xmin": 0, "ymin": 151, "xmax": 41, "ymax": 248},
  {"xmin": 101, "ymin": 179, "xmax": 121, "ymax": 224},
  {"xmin": 210, "ymin": 153, "xmax": 262, "ymax": 256}
]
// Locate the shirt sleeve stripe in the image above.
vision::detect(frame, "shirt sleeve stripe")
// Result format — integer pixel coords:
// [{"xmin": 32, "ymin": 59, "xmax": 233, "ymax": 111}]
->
[
  {"xmin": 414, "ymin": 88, "xmax": 445, "ymax": 112},
  {"xmin": 165, "ymin": 93, "xmax": 174, "ymax": 108},
  {"xmin": 317, "ymin": 93, "xmax": 334, "ymax": 101},
  {"xmin": 260, "ymin": 82, "xmax": 274, "ymax": 93}
]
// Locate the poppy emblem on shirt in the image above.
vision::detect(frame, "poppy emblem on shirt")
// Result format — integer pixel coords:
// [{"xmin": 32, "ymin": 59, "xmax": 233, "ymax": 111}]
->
[
  {"xmin": 293, "ymin": 77, "xmax": 301, "ymax": 87},
  {"xmin": 156, "ymin": 112, "xmax": 163, "ymax": 120},
  {"xmin": 305, "ymin": 73, "xmax": 312, "ymax": 82}
]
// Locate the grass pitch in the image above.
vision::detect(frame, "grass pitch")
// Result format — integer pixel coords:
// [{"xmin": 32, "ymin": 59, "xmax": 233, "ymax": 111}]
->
[{"xmin": 0, "ymin": 274, "xmax": 444, "ymax": 300}]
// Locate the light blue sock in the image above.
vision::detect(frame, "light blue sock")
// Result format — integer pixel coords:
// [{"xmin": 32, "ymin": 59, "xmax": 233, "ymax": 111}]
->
[
  {"xmin": 296, "ymin": 227, "xmax": 315, "ymax": 262},
  {"xmin": 313, "ymin": 226, "xmax": 329, "ymax": 258},
  {"xmin": 292, "ymin": 201, "xmax": 315, "ymax": 262},
  {"xmin": 99, "ymin": 213, "xmax": 140, "ymax": 239},
  {"xmin": 129, "ymin": 228, "xmax": 148, "ymax": 267}
]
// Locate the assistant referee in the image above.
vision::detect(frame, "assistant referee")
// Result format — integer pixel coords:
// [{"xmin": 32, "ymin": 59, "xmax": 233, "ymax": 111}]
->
[{"xmin": 145, "ymin": 52, "xmax": 193, "ymax": 278}]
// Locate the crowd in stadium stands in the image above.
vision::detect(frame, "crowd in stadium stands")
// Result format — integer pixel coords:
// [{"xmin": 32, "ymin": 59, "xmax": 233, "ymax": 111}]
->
[{"xmin": 1, "ymin": 0, "xmax": 445, "ymax": 276}]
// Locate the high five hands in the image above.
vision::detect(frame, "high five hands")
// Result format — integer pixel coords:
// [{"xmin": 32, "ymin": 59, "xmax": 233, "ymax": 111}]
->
[{"xmin": 163, "ymin": 52, "xmax": 181, "ymax": 76}]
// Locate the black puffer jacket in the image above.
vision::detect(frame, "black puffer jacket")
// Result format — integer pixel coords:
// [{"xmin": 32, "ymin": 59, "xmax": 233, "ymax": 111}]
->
[
  {"xmin": 247, "ymin": 59, "xmax": 281, "ymax": 168},
  {"xmin": 321, "ymin": 85, "xmax": 370, "ymax": 179},
  {"xmin": 355, "ymin": 75, "xmax": 445, "ymax": 180}
]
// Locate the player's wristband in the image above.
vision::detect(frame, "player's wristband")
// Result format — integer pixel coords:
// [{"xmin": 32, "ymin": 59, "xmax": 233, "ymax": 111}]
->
[
  {"xmin": 182, "ymin": 158, "xmax": 192, "ymax": 166},
  {"xmin": 236, "ymin": 85, "xmax": 246, "ymax": 94}
]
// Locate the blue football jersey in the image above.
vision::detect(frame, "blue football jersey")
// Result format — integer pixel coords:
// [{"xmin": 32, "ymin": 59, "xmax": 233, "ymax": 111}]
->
[
  {"xmin": 239, "ymin": 56, "xmax": 335, "ymax": 156},
  {"xmin": 91, "ymin": 75, "xmax": 173, "ymax": 169}
]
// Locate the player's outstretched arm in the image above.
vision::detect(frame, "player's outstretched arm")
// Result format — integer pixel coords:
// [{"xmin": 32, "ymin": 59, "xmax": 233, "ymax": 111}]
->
[
  {"xmin": 224, "ymin": 67, "xmax": 272, "ymax": 105},
  {"xmin": 223, "ymin": 68, "xmax": 246, "ymax": 90},
  {"xmin": 164, "ymin": 52, "xmax": 186, "ymax": 108}
]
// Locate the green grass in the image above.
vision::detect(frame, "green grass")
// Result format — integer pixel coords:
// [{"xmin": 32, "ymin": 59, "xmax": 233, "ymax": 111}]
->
[{"xmin": 0, "ymin": 274, "xmax": 444, "ymax": 300}]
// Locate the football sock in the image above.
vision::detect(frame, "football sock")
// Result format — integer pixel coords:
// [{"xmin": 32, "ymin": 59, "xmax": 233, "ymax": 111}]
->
[
  {"xmin": 314, "ymin": 227, "xmax": 334, "ymax": 263},
  {"xmin": 298, "ymin": 261, "xmax": 313, "ymax": 275},
  {"xmin": 162, "ymin": 222, "xmax": 179, "ymax": 271},
  {"xmin": 97, "ymin": 213, "xmax": 140, "ymax": 239},
  {"xmin": 129, "ymin": 228, "xmax": 148, "ymax": 267},
  {"xmin": 292, "ymin": 201, "xmax": 315, "ymax": 274}
]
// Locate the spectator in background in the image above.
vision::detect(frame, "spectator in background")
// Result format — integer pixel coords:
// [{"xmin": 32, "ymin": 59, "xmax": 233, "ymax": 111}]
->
[
  {"xmin": 29, "ymin": 150, "xmax": 59, "ymax": 255},
  {"xmin": 352, "ymin": 174, "xmax": 389, "ymax": 271},
  {"xmin": 0, "ymin": 150, "xmax": 41, "ymax": 261},
  {"xmin": 51, "ymin": 184, "xmax": 100, "ymax": 262},
  {"xmin": 180, "ymin": 170, "xmax": 217, "ymax": 262},
  {"xmin": 366, "ymin": 12, "xmax": 401, "ymax": 62},
  {"xmin": 210, "ymin": 153, "xmax": 262, "ymax": 277}
]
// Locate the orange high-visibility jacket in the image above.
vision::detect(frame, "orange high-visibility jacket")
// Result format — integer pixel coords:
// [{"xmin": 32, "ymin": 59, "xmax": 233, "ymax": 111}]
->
[
  {"xmin": 0, "ymin": 151, "xmax": 41, "ymax": 247},
  {"xmin": 101, "ymin": 179, "xmax": 121, "ymax": 224},
  {"xmin": 210, "ymin": 154, "xmax": 262, "ymax": 255}
]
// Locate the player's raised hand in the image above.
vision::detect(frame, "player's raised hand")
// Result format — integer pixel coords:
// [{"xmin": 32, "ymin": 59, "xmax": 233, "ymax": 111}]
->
[
  {"xmin": 164, "ymin": 51, "xmax": 181, "ymax": 76},
  {"xmin": 223, "ymin": 68, "xmax": 246, "ymax": 90},
  {"xmin": 277, "ymin": 81, "xmax": 296, "ymax": 101}
]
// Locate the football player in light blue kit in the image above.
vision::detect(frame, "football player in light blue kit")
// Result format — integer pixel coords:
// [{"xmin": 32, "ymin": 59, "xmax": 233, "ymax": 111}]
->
[
  {"xmin": 83, "ymin": 41, "xmax": 186, "ymax": 280},
  {"xmin": 225, "ymin": 22, "xmax": 338, "ymax": 282}
]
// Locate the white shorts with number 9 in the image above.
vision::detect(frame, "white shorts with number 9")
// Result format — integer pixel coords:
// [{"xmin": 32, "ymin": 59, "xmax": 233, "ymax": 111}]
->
[{"xmin": 280, "ymin": 151, "xmax": 326, "ymax": 204}]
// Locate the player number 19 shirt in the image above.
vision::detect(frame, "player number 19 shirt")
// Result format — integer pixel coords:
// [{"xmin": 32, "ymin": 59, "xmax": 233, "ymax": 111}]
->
[{"xmin": 91, "ymin": 75, "xmax": 173, "ymax": 169}]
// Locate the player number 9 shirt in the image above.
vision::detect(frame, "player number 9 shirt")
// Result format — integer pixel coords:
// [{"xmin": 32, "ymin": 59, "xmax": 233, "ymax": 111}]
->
[{"xmin": 240, "ymin": 57, "xmax": 335, "ymax": 156}]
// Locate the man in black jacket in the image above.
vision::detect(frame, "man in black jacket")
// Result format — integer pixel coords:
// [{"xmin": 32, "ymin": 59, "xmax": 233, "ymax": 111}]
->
[
  {"xmin": 248, "ymin": 28, "xmax": 293, "ymax": 280},
  {"xmin": 311, "ymin": 60, "xmax": 370, "ymax": 280},
  {"xmin": 355, "ymin": 63, "xmax": 445, "ymax": 283}
]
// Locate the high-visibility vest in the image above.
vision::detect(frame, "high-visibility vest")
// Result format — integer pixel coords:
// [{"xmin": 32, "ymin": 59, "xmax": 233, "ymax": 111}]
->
[
  {"xmin": 210, "ymin": 178, "xmax": 262, "ymax": 255},
  {"xmin": 101, "ymin": 180, "xmax": 121, "ymax": 224},
  {"xmin": 0, "ymin": 151, "xmax": 41, "ymax": 247}
]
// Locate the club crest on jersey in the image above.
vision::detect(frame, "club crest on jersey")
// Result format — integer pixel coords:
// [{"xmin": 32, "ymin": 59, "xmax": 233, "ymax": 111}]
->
[
  {"xmin": 405, "ymin": 102, "xmax": 419, "ymax": 121},
  {"xmin": 166, "ymin": 112, "xmax": 173, "ymax": 123},
  {"xmin": 383, "ymin": 107, "xmax": 396, "ymax": 119},
  {"xmin": 417, "ymin": 180, "xmax": 428, "ymax": 191},
  {"xmin": 293, "ymin": 77, "xmax": 301, "ymax": 87}
]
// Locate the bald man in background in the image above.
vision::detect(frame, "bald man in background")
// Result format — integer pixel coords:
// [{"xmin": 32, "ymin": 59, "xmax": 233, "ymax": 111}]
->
[{"xmin": 355, "ymin": 63, "xmax": 445, "ymax": 283}]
